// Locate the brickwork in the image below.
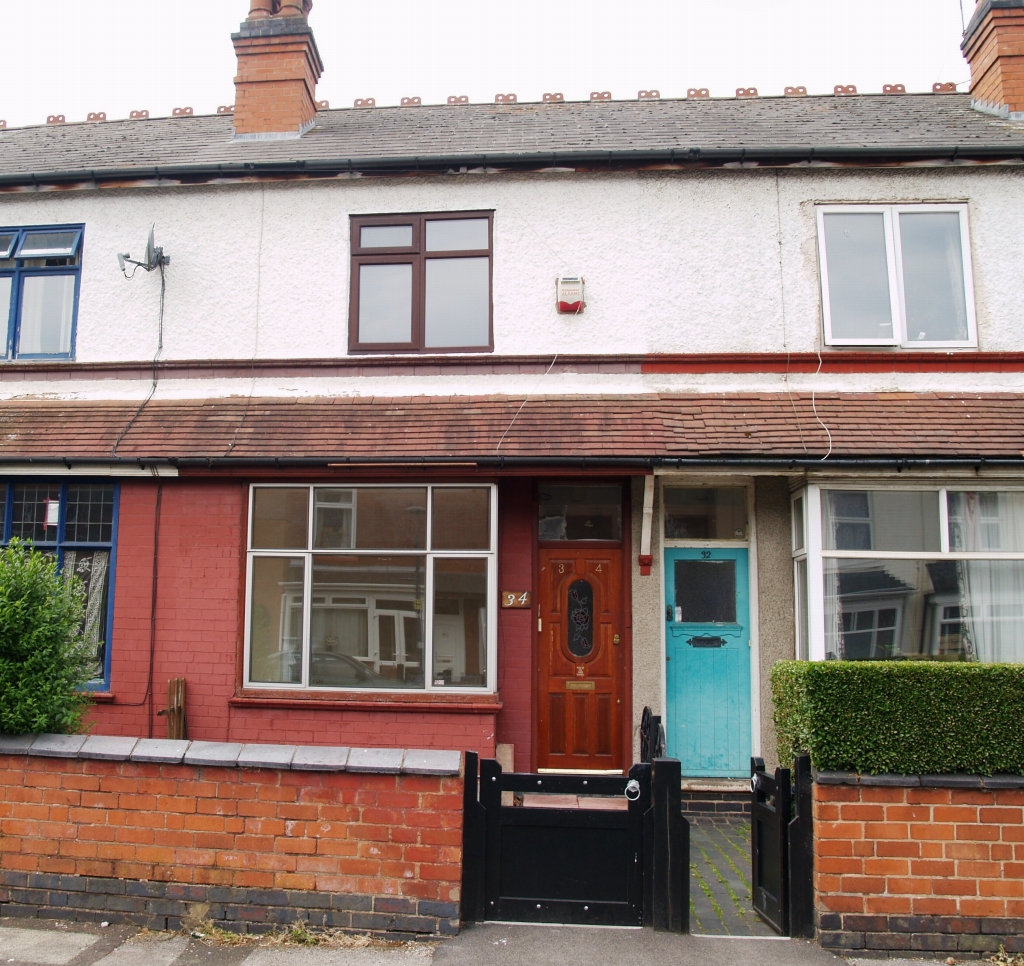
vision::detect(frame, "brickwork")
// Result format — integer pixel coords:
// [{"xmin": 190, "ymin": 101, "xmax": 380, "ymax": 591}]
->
[
  {"xmin": 495, "ymin": 480, "xmax": 534, "ymax": 772},
  {"xmin": 964, "ymin": 3, "xmax": 1024, "ymax": 113},
  {"xmin": 89, "ymin": 479, "xmax": 499, "ymax": 757},
  {"xmin": 0, "ymin": 754, "xmax": 462, "ymax": 935},
  {"xmin": 680, "ymin": 790, "xmax": 751, "ymax": 821},
  {"xmin": 232, "ymin": 17, "xmax": 323, "ymax": 137},
  {"xmin": 814, "ymin": 781, "xmax": 1024, "ymax": 954}
]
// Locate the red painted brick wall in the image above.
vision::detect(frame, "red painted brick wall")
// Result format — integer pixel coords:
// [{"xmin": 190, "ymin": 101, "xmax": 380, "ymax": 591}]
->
[
  {"xmin": 88, "ymin": 479, "xmax": 503, "ymax": 756},
  {"xmin": 496, "ymin": 480, "xmax": 534, "ymax": 772},
  {"xmin": 814, "ymin": 782, "xmax": 1024, "ymax": 954},
  {"xmin": 0, "ymin": 754, "xmax": 462, "ymax": 903}
]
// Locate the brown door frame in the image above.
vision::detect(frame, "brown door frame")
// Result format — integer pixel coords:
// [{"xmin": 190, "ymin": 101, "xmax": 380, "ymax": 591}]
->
[{"xmin": 530, "ymin": 480, "xmax": 633, "ymax": 773}]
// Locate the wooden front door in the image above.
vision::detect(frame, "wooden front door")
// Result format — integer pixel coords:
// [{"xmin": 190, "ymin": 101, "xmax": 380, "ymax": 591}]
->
[{"xmin": 537, "ymin": 549, "xmax": 625, "ymax": 772}]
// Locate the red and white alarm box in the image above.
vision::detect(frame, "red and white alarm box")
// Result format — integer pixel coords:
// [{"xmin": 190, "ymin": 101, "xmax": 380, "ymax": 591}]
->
[{"xmin": 556, "ymin": 276, "xmax": 585, "ymax": 314}]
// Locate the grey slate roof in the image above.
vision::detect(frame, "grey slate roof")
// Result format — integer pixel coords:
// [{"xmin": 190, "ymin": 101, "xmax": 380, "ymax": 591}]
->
[{"xmin": 1, "ymin": 94, "xmax": 1023, "ymax": 185}]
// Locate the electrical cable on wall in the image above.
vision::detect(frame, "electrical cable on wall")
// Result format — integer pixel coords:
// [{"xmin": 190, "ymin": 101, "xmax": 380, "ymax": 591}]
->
[
  {"xmin": 775, "ymin": 170, "xmax": 809, "ymax": 456},
  {"xmin": 224, "ymin": 184, "xmax": 266, "ymax": 457},
  {"xmin": 112, "ymin": 227, "xmax": 170, "ymax": 456}
]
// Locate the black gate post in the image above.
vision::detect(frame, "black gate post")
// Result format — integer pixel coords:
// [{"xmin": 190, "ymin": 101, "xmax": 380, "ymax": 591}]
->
[
  {"xmin": 460, "ymin": 752, "xmax": 487, "ymax": 924},
  {"xmin": 479, "ymin": 757, "xmax": 502, "ymax": 919},
  {"xmin": 650, "ymin": 757, "xmax": 689, "ymax": 933},
  {"xmin": 787, "ymin": 754, "xmax": 814, "ymax": 938}
]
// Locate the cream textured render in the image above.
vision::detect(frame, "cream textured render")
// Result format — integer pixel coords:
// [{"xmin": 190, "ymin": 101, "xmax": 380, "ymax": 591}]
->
[{"xmin": 0, "ymin": 166, "xmax": 1022, "ymax": 380}]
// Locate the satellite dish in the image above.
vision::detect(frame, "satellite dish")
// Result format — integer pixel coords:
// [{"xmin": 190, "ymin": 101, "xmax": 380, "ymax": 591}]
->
[
  {"xmin": 145, "ymin": 224, "xmax": 156, "ymax": 270},
  {"xmin": 117, "ymin": 224, "xmax": 169, "ymax": 276}
]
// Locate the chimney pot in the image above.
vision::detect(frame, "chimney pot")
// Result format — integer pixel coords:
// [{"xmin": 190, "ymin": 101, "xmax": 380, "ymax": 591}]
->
[{"xmin": 963, "ymin": 0, "xmax": 1024, "ymax": 116}]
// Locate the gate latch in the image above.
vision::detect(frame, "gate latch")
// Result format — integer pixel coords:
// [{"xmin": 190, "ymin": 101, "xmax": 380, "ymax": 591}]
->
[
  {"xmin": 624, "ymin": 779, "xmax": 641, "ymax": 802},
  {"xmin": 687, "ymin": 636, "xmax": 726, "ymax": 648}
]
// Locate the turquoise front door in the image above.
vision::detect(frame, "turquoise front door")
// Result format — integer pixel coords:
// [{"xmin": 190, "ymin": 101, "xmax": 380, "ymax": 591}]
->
[{"xmin": 664, "ymin": 548, "xmax": 751, "ymax": 777}]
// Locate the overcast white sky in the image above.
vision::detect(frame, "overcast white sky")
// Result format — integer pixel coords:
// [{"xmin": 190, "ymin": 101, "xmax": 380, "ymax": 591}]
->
[{"xmin": 0, "ymin": 1, "xmax": 975, "ymax": 129}]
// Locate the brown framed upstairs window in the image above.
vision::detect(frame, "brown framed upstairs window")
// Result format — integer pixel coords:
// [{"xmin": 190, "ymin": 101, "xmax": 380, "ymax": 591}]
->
[{"xmin": 350, "ymin": 212, "xmax": 493, "ymax": 353}]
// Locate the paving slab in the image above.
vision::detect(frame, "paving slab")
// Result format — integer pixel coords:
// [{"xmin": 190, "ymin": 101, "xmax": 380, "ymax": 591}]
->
[
  {"xmin": 0, "ymin": 733, "xmax": 36, "ymax": 754},
  {"xmin": 0, "ymin": 924, "xmax": 99, "ymax": 964},
  {"xmin": 433, "ymin": 923, "xmax": 837, "ymax": 966},
  {"xmin": 243, "ymin": 945, "xmax": 433, "ymax": 966},
  {"xmin": 238, "ymin": 744, "xmax": 296, "ymax": 770},
  {"xmin": 130, "ymin": 738, "xmax": 191, "ymax": 763},
  {"xmin": 90, "ymin": 934, "xmax": 190, "ymax": 965},
  {"xmin": 183, "ymin": 741, "xmax": 244, "ymax": 767},
  {"xmin": 29, "ymin": 734, "xmax": 87, "ymax": 758},
  {"xmin": 79, "ymin": 736, "xmax": 139, "ymax": 761},
  {"xmin": 401, "ymin": 750, "xmax": 461, "ymax": 776},
  {"xmin": 346, "ymin": 748, "xmax": 403, "ymax": 774},
  {"xmin": 291, "ymin": 746, "xmax": 349, "ymax": 771}
]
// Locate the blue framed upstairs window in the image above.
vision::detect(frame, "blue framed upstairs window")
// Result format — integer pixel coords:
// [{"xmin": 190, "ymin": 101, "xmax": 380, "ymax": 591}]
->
[
  {"xmin": 0, "ymin": 226, "xmax": 84, "ymax": 360},
  {"xmin": 0, "ymin": 481, "xmax": 118, "ymax": 690}
]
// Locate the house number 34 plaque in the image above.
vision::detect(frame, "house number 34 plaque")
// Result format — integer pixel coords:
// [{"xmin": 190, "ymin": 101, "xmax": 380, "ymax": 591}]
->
[{"xmin": 501, "ymin": 591, "xmax": 531, "ymax": 608}]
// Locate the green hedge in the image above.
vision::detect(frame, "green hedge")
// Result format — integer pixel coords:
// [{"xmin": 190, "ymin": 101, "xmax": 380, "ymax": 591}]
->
[
  {"xmin": 0, "ymin": 539, "xmax": 92, "ymax": 735},
  {"xmin": 772, "ymin": 660, "xmax": 1024, "ymax": 776}
]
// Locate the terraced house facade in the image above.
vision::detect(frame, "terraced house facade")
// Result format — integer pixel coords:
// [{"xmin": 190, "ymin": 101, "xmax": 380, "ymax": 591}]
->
[{"xmin": 2, "ymin": 0, "xmax": 1024, "ymax": 780}]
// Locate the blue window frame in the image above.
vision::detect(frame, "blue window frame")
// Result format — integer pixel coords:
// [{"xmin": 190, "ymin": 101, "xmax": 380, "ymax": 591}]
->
[
  {"xmin": 0, "ymin": 225, "xmax": 84, "ymax": 360},
  {"xmin": 0, "ymin": 481, "xmax": 119, "ymax": 690}
]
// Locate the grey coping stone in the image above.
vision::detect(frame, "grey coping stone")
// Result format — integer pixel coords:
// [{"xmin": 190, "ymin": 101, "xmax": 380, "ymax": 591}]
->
[
  {"xmin": 401, "ymin": 749, "xmax": 461, "ymax": 776},
  {"xmin": 981, "ymin": 775, "xmax": 1024, "ymax": 789},
  {"xmin": 346, "ymin": 747, "xmax": 404, "ymax": 774},
  {"xmin": 814, "ymin": 770, "xmax": 859, "ymax": 785},
  {"xmin": 30, "ymin": 734, "xmax": 88, "ymax": 757},
  {"xmin": 860, "ymin": 774, "xmax": 921, "ymax": 787},
  {"xmin": 237, "ymin": 743, "xmax": 296, "ymax": 770},
  {"xmin": 130, "ymin": 738, "xmax": 191, "ymax": 764},
  {"xmin": 291, "ymin": 745, "xmax": 349, "ymax": 771},
  {"xmin": 922, "ymin": 773, "xmax": 984, "ymax": 788},
  {"xmin": 79, "ymin": 735, "xmax": 139, "ymax": 761},
  {"xmin": 0, "ymin": 734, "xmax": 36, "ymax": 754},
  {"xmin": 183, "ymin": 741, "xmax": 244, "ymax": 767}
]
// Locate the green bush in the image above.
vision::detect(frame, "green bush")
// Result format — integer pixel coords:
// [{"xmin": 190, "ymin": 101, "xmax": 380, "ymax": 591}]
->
[
  {"xmin": 771, "ymin": 660, "xmax": 1024, "ymax": 775},
  {"xmin": 0, "ymin": 539, "xmax": 93, "ymax": 734}
]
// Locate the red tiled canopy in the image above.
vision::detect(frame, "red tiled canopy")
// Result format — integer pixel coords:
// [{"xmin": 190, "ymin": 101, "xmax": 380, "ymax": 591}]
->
[{"xmin": 0, "ymin": 393, "xmax": 1019, "ymax": 462}]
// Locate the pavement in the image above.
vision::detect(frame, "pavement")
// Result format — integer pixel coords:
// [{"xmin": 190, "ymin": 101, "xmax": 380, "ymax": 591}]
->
[{"xmin": 0, "ymin": 919, "xmax": 969, "ymax": 966}]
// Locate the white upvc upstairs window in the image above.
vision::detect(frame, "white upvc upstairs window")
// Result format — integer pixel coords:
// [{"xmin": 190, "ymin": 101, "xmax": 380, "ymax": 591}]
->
[{"xmin": 817, "ymin": 204, "xmax": 977, "ymax": 348}]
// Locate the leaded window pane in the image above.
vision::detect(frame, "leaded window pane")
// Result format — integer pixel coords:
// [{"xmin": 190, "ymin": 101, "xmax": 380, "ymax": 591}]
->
[
  {"xmin": 12, "ymin": 482, "xmax": 61, "ymax": 543},
  {"xmin": 64, "ymin": 485, "xmax": 114, "ymax": 543}
]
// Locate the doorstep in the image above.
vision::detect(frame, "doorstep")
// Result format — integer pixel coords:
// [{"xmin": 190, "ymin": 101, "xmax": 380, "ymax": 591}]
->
[{"xmin": 680, "ymin": 778, "xmax": 750, "ymax": 792}]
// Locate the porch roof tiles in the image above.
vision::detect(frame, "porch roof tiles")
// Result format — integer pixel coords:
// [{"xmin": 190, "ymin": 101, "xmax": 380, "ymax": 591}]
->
[{"xmin": 0, "ymin": 393, "xmax": 1017, "ymax": 462}]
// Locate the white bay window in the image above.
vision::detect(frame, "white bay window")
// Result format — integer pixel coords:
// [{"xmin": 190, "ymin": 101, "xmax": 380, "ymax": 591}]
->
[
  {"xmin": 793, "ymin": 486, "xmax": 1024, "ymax": 663},
  {"xmin": 245, "ymin": 484, "xmax": 496, "ymax": 692}
]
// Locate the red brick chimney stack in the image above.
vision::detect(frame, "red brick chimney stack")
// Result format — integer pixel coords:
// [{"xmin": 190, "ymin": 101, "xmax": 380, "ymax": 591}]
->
[
  {"xmin": 962, "ymin": 0, "xmax": 1024, "ymax": 118},
  {"xmin": 231, "ymin": 0, "xmax": 324, "ymax": 139}
]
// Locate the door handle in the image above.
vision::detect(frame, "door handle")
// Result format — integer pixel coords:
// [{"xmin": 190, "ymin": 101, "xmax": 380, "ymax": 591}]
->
[{"xmin": 687, "ymin": 636, "xmax": 726, "ymax": 648}]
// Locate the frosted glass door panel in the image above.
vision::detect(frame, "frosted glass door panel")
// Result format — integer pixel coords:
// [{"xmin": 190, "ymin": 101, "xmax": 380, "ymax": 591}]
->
[
  {"xmin": 358, "ymin": 263, "xmax": 412, "ymax": 343},
  {"xmin": 823, "ymin": 213, "xmax": 894, "ymax": 341}
]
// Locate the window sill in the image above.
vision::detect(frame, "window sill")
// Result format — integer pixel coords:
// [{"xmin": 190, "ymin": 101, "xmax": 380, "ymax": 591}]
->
[
  {"xmin": 87, "ymin": 692, "xmax": 115, "ymax": 703},
  {"xmin": 230, "ymin": 689, "xmax": 502, "ymax": 713}
]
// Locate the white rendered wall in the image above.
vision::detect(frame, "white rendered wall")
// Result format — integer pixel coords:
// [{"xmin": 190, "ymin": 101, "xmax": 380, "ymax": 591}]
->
[{"xmin": 0, "ymin": 165, "xmax": 1021, "ymax": 368}]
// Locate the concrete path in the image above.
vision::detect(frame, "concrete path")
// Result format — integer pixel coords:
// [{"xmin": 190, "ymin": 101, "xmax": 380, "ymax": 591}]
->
[
  {"xmin": 688, "ymin": 819, "xmax": 775, "ymax": 937},
  {"xmin": 0, "ymin": 922, "xmax": 830, "ymax": 966},
  {"xmin": 1, "ymin": 920, "xmax": 964, "ymax": 966}
]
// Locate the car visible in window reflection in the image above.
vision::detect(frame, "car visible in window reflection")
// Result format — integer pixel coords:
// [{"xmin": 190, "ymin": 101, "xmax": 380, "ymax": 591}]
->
[{"xmin": 309, "ymin": 652, "xmax": 391, "ymax": 687}]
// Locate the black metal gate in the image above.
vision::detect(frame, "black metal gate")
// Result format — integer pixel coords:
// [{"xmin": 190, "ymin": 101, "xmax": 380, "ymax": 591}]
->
[
  {"xmin": 750, "ymin": 754, "xmax": 814, "ymax": 938},
  {"xmin": 462, "ymin": 752, "xmax": 688, "ymax": 930}
]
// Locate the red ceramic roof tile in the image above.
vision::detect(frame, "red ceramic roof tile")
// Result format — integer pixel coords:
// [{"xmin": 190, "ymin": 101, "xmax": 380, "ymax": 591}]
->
[{"xmin": 0, "ymin": 393, "xmax": 1019, "ymax": 461}]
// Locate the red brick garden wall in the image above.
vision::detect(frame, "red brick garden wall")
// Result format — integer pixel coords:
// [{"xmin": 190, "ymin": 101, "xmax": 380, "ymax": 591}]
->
[
  {"xmin": 814, "ymin": 781, "xmax": 1024, "ymax": 955},
  {"xmin": 0, "ymin": 753, "xmax": 462, "ymax": 934}
]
